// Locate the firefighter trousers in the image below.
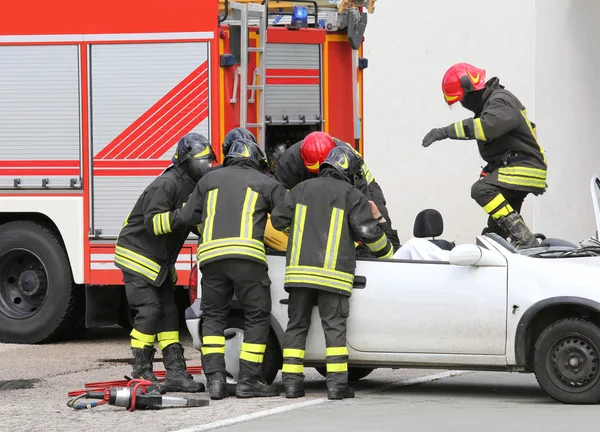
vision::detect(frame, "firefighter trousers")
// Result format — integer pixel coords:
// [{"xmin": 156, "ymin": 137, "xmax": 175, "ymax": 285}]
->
[
  {"xmin": 199, "ymin": 259, "xmax": 272, "ymax": 381},
  {"xmin": 471, "ymin": 177, "xmax": 529, "ymax": 239},
  {"xmin": 282, "ymin": 287, "xmax": 350, "ymax": 391},
  {"xmin": 123, "ymin": 271, "xmax": 180, "ymax": 351}
]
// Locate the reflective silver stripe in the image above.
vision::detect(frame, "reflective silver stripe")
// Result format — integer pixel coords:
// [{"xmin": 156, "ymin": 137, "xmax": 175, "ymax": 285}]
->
[
  {"xmin": 290, "ymin": 204, "xmax": 307, "ymax": 266},
  {"xmin": 203, "ymin": 189, "xmax": 219, "ymax": 242},
  {"xmin": 324, "ymin": 207, "xmax": 344, "ymax": 269},
  {"xmin": 240, "ymin": 188, "xmax": 259, "ymax": 238}
]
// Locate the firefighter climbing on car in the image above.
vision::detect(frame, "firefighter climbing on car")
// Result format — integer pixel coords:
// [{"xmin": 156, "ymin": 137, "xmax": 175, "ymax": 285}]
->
[
  {"xmin": 114, "ymin": 133, "xmax": 218, "ymax": 393},
  {"xmin": 422, "ymin": 62, "xmax": 548, "ymax": 249}
]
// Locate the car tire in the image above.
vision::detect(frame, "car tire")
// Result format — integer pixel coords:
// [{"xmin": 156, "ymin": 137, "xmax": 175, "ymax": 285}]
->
[
  {"xmin": 316, "ymin": 366, "xmax": 375, "ymax": 382},
  {"xmin": 0, "ymin": 221, "xmax": 81, "ymax": 344},
  {"xmin": 534, "ymin": 318, "xmax": 600, "ymax": 404},
  {"xmin": 223, "ymin": 314, "xmax": 282, "ymax": 385}
]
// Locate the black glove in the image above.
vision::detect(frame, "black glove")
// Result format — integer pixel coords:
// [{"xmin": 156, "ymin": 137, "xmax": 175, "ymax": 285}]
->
[{"xmin": 422, "ymin": 127, "xmax": 449, "ymax": 148}]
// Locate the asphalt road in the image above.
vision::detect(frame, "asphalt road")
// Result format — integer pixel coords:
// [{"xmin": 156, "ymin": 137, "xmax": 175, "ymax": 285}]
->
[
  {"xmin": 214, "ymin": 371, "xmax": 600, "ymax": 432},
  {"xmin": 0, "ymin": 327, "xmax": 446, "ymax": 432}
]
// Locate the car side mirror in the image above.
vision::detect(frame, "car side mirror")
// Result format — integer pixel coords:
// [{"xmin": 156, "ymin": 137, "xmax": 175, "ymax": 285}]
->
[{"xmin": 449, "ymin": 244, "xmax": 506, "ymax": 267}]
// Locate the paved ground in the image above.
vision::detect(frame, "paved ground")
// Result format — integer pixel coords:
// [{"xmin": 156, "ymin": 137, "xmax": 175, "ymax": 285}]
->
[
  {"xmin": 0, "ymin": 327, "xmax": 445, "ymax": 432},
  {"xmin": 213, "ymin": 371, "xmax": 600, "ymax": 432}
]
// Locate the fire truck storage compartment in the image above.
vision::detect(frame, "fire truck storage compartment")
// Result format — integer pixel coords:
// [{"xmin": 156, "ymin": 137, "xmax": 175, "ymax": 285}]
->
[
  {"xmin": 264, "ymin": 43, "xmax": 322, "ymax": 124},
  {"xmin": 90, "ymin": 42, "xmax": 210, "ymax": 238},
  {"xmin": 0, "ymin": 45, "xmax": 82, "ymax": 189}
]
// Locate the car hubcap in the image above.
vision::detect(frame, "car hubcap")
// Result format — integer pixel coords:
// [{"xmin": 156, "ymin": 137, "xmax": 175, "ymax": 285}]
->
[
  {"xmin": 547, "ymin": 334, "xmax": 600, "ymax": 392},
  {"xmin": 0, "ymin": 250, "xmax": 48, "ymax": 319}
]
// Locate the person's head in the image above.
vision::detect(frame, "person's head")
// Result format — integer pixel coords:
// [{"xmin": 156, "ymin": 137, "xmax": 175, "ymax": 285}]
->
[
  {"xmin": 222, "ymin": 127, "xmax": 257, "ymax": 159},
  {"xmin": 300, "ymin": 132, "xmax": 336, "ymax": 174},
  {"xmin": 267, "ymin": 143, "xmax": 288, "ymax": 175},
  {"xmin": 319, "ymin": 145, "xmax": 362, "ymax": 185},
  {"xmin": 442, "ymin": 63, "xmax": 487, "ymax": 113},
  {"xmin": 224, "ymin": 138, "xmax": 268, "ymax": 171},
  {"xmin": 172, "ymin": 133, "xmax": 216, "ymax": 181}
]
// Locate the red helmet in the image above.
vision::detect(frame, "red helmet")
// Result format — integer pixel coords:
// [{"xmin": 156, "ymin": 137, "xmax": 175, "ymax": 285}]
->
[
  {"xmin": 442, "ymin": 63, "xmax": 487, "ymax": 106},
  {"xmin": 300, "ymin": 132, "xmax": 335, "ymax": 173}
]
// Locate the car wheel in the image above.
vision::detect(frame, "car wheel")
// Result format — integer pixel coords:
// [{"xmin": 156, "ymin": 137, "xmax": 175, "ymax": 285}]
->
[
  {"xmin": 316, "ymin": 366, "xmax": 375, "ymax": 382},
  {"xmin": 0, "ymin": 221, "xmax": 81, "ymax": 343},
  {"xmin": 220, "ymin": 314, "xmax": 282, "ymax": 385},
  {"xmin": 534, "ymin": 318, "xmax": 600, "ymax": 404}
]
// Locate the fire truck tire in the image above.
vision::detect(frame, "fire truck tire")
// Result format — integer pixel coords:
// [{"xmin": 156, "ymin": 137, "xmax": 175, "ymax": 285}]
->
[{"xmin": 0, "ymin": 221, "xmax": 80, "ymax": 344}]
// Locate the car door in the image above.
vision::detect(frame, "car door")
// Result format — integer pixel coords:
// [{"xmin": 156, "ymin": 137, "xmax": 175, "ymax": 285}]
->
[{"xmin": 345, "ymin": 251, "xmax": 508, "ymax": 355}]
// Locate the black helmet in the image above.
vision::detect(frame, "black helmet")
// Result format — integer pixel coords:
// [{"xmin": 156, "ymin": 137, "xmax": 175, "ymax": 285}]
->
[
  {"xmin": 222, "ymin": 127, "xmax": 257, "ymax": 157},
  {"xmin": 267, "ymin": 143, "xmax": 288, "ymax": 174},
  {"xmin": 172, "ymin": 133, "xmax": 216, "ymax": 182},
  {"xmin": 319, "ymin": 145, "xmax": 362, "ymax": 184},
  {"xmin": 224, "ymin": 138, "xmax": 268, "ymax": 170}
]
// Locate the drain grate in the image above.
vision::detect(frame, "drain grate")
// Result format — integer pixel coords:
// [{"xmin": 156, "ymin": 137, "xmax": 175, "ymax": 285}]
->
[{"xmin": 0, "ymin": 379, "xmax": 39, "ymax": 391}]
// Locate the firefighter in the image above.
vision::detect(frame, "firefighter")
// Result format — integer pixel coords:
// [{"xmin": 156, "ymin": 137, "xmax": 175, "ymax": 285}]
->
[
  {"xmin": 271, "ymin": 146, "xmax": 394, "ymax": 400},
  {"xmin": 211, "ymin": 127, "xmax": 258, "ymax": 171},
  {"xmin": 114, "ymin": 133, "xmax": 217, "ymax": 393},
  {"xmin": 422, "ymin": 63, "xmax": 547, "ymax": 249},
  {"xmin": 171, "ymin": 138, "xmax": 287, "ymax": 400},
  {"xmin": 275, "ymin": 131, "xmax": 401, "ymax": 252}
]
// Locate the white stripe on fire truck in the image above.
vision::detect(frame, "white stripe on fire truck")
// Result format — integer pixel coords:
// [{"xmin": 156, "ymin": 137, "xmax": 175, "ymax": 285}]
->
[
  {"xmin": 91, "ymin": 254, "xmax": 193, "ymax": 263},
  {"xmin": 91, "ymin": 263, "xmax": 191, "ymax": 271},
  {"xmin": 0, "ymin": 31, "xmax": 214, "ymax": 43}
]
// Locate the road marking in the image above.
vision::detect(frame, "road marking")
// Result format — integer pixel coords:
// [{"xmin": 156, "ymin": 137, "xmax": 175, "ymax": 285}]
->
[{"xmin": 170, "ymin": 370, "xmax": 468, "ymax": 432}]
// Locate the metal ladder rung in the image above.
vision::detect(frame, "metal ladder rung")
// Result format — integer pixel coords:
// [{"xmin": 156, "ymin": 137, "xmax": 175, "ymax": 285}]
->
[
  {"xmin": 248, "ymin": 85, "xmax": 264, "ymax": 91},
  {"xmin": 247, "ymin": 3, "xmax": 266, "ymax": 15},
  {"xmin": 247, "ymin": 123, "xmax": 264, "ymax": 128},
  {"xmin": 248, "ymin": 47, "xmax": 264, "ymax": 53}
]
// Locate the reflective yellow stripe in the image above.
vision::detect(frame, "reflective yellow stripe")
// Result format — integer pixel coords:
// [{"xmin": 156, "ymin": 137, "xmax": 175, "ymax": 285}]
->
[
  {"xmin": 362, "ymin": 161, "xmax": 374, "ymax": 184},
  {"xmin": 492, "ymin": 204, "xmax": 514, "ymax": 220},
  {"xmin": 282, "ymin": 364, "xmax": 304, "ymax": 374},
  {"xmin": 324, "ymin": 207, "xmax": 344, "ymax": 269},
  {"xmin": 203, "ymin": 335, "xmax": 225, "ymax": 345},
  {"xmin": 290, "ymin": 204, "xmax": 307, "ymax": 266},
  {"xmin": 285, "ymin": 274, "xmax": 352, "ymax": 293},
  {"xmin": 286, "ymin": 266, "xmax": 354, "ymax": 283},
  {"xmin": 473, "ymin": 118, "xmax": 486, "ymax": 141},
  {"xmin": 162, "ymin": 212, "xmax": 172, "ymax": 234},
  {"xmin": 131, "ymin": 339, "xmax": 151, "ymax": 348},
  {"xmin": 240, "ymin": 351, "xmax": 264, "ymax": 363},
  {"xmin": 198, "ymin": 245, "xmax": 267, "ymax": 265},
  {"xmin": 198, "ymin": 237, "xmax": 265, "ymax": 254},
  {"xmin": 158, "ymin": 339, "xmax": 178, "ymax": 350},
  {"xmin": 131, "ymin": 329, "xmax": 156, "ymax": 343},
  {"xmin": 454, "ymin": 121, "xmax": 466, "ymax": 138},
  {"xmin": 326, "ymin": 347, "xmax": 348, "ymax": 356},
  {"xmin": 115, "ymin": 246, "xmax": 161, "ymax": 272},
  {"xmin": 283, "ymin": 349, "xmax": 305, "ymax": 359},
  {"xmin": 365, "ymin": 233, "xmax": 387, "ymax": 253},
  {"xmin": 115, "ymin": 255, "xmax": 159, "ymax": 281},
  {"xmin": 483, "ymin": 194, "xmax": 506, "ymax": 214},
  {"xmin": 201, "ymin": 346, "xmax": 226, "ymax": 355},
  {"xmin": 521, "ymin": 109, "xmax": 546, "ymax": 164},
  {"xmin": 326, "ymin": 363, "xmax": 348, "ymax": 373},
  {"xmin": 152, "ymin": 214, "xmax": 162, "ymax": 235},
  {"xmin": 498, "ymin": 174, "xmax": 546, "ymax": 188},
  {"xmin": 242, "ymin": 343, "xmax": 266, "ymax": 353},
  {"xmin": 203, "ymin": 189, "xmax": 219, "ymax": 242},
  {"xmin": 240, "ymin": 188, "xmax": 259, "ymax": 239},
  {"xmin": 157, "ymin": 331, "xmax": 179, "ymax": 341},
  {"xmin": 381, "ymin": 246, "xmax": 394, "ymax": 259},
  {"xmin": 498, "ymin": 166, "xmax": 546, "ymax": 179}
]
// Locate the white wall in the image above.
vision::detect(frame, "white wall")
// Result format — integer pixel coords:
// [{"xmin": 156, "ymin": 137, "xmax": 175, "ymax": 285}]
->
[
  {"xmin": 533, "ymin": 0, "xmax": 600, "ymax": 243},
  {"xmin": 363, "ymin": 0, "xmax": 536, "ymax": 244}
]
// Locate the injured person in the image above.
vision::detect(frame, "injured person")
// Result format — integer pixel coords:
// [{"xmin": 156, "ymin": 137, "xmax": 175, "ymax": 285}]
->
[{"xmin": 393, "ymin": 237, "xmax": 451, "ymax": 261}]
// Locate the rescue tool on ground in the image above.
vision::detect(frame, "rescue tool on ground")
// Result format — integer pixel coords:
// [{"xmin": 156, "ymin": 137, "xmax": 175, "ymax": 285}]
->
[
  {"xmin": 421, "ymin": 62, "xmax": 548, "ymax": 249},
  {"xmin": 0, "ymin": 0, "xmax": 376, "ymax": 345}
]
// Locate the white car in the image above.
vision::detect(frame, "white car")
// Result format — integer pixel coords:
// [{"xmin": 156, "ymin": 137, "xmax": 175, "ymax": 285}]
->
[{"xmin": 185, "ymin": 175, "xmax": 600, "ymax": 404}]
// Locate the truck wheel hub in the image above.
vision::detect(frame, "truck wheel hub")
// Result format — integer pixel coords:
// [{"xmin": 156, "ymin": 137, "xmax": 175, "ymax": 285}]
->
[{"xmin": 18, "ymin": 270, "xmax": 46, "ymax": 296}]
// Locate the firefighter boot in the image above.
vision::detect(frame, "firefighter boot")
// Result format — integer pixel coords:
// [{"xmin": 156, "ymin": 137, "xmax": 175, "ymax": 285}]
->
[
  {"xmin": 497, "ymin": 212, "xmax": 539, "ymax": 249},
  {"xmin": 132, "ymin": 347, "xmax": 159, "ymax": 383},
  {"xmin": 206, "ymin": 372, "xmax": 229, "ymax": 400},
  {"xmin": 284, "ymin": 383, "xmax": 305, "ymax": 399},
  {"xmin": 327, "ymin": 385, "xmax": 355, "ymax": 400},
  {"xmin": 235, "ymin": 378, "xmax": 280, "ymax": 398},
  {"xmin": 162, "ymin": 343, "xmax": 205, "ymax": 393}
]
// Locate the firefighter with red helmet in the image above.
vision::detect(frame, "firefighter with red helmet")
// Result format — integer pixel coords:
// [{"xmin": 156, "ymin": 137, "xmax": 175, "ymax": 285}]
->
[
  {"xmin": 275, "ymin": 131, "xmax": 400, "ymax": 252},
  {"xmin": 422, "ymin": 63, "xmax": 547, "ymax": 249}
]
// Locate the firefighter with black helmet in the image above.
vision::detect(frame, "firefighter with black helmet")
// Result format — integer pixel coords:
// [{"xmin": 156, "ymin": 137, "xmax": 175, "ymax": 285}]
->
[
  {"xmin": 271, "ymin": 146, "xmax": 394, "ymax": 400},
  {"xmin": 422, "ymin": 63, "xmax": 547, "ymax": 249},
  {"xmin": 274, "ymin": 131, "xmax": 401, "ymax": 252},
  {"xmin": 114, "ymin": 132, "xmax": 217, "ymax": 393},
  {"xmin": 170, "ymin": 138, "xmax": 287, "ymax": 400}
]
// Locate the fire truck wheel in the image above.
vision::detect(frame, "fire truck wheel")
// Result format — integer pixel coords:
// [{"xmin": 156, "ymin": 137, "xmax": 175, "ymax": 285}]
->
[{"xmin": 0, "ymin": 221, "xmax": 80, "ymax": 344}]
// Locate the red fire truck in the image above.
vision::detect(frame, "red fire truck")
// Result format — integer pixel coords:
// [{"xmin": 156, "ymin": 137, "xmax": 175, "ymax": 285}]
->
[{"xmin": 0, "ymin": 0, "xmax": 376, "ymax": 343}]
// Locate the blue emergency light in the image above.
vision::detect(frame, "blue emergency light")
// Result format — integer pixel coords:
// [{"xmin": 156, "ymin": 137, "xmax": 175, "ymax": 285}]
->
[{"xmin": 290, "ymin": 6, "xmax": 309, "ymax": 29}]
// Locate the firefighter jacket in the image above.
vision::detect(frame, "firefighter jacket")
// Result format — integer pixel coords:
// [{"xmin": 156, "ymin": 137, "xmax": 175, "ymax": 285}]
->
[
  {"xmin": 171, "ymin": 159, "xmax": 288, "ymax": 267},
  {"xmin": 445, "ymin": 77, "xmax": 547, "ymax": 195},
  {"xmin": 270, "ymin": 169, "xmax": 394, "ymax": 297},
  {"xmin": 114, "ymin": 166, "xmax": 197, "ymax": 287}
]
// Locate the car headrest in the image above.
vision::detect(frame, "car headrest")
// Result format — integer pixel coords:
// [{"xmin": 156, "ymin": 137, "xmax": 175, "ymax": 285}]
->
[{"xmin": 414, "ymin": 209, "xmax": 444, "ymax": 238}]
